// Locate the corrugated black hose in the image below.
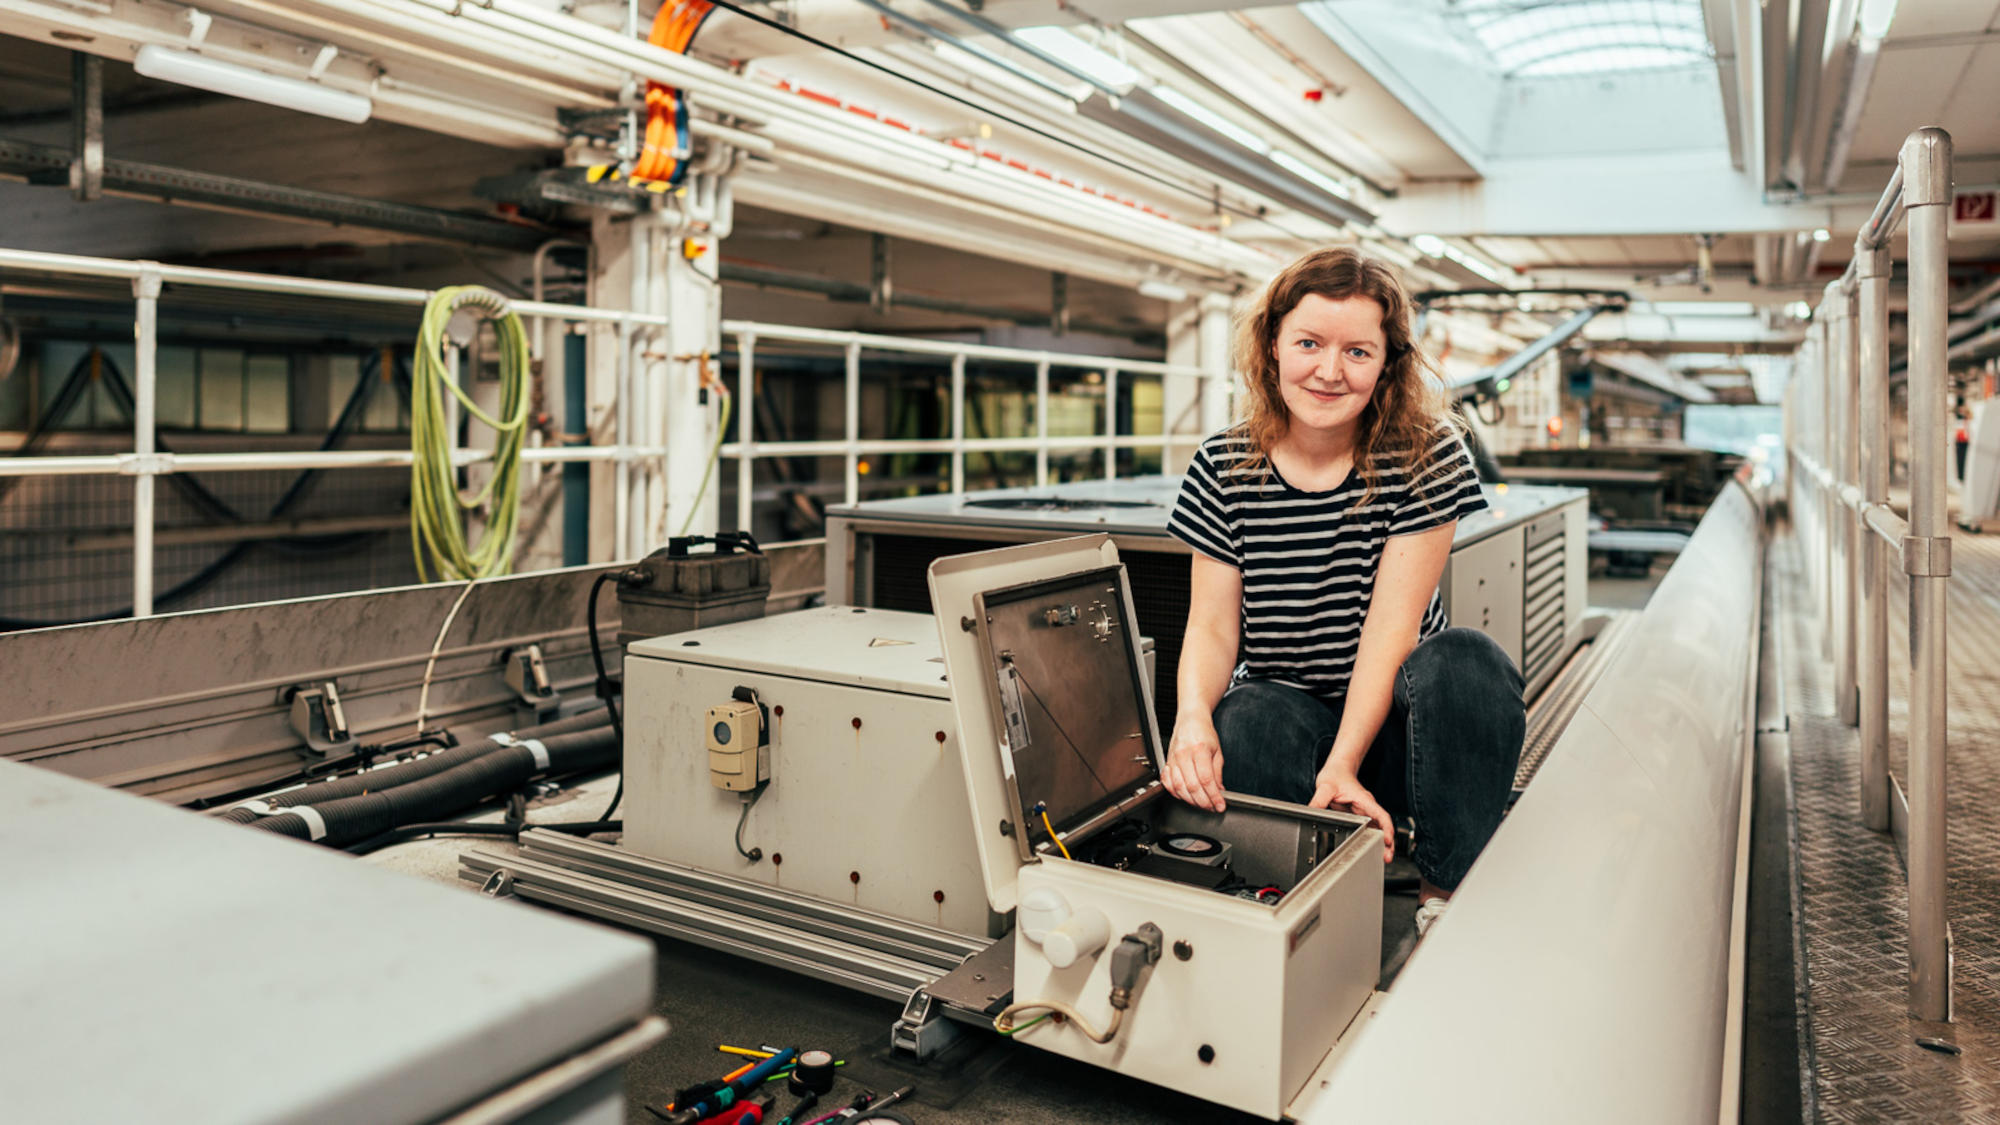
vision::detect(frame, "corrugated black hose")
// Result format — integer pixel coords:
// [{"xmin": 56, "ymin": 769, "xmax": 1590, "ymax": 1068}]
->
[
  {"xmin": 215, "ymin": 710, "xmax": 610, "ymax": 825},
  {"xmin": 242, "ymin": 725, "xmax": 617, "ymax": 848}
]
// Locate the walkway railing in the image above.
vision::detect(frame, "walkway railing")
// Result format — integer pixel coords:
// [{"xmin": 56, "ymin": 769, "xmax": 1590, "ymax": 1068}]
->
[
  {"xmin": 719, "ymin": 322, "xmax": 1222, "ymax": 536},
  {"xmin": 0, "ymin": 249, "xmax": 1224, "ymax": 620},
  {"xmin": 1786, "ymin": 126, "xmax": 1954, "ymax": 1022}
]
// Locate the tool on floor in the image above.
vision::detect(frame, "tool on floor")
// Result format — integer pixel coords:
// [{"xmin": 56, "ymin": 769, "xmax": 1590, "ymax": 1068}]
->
[{"xmin": 651, "ymin": 1047, "xmax": 800, "ymax": 1124}]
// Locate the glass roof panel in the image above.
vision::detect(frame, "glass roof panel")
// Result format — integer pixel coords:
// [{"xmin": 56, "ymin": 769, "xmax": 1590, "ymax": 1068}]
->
[{"xmin": 1453, "ymin": 0, "xmax": 1713, "ymax": 77}]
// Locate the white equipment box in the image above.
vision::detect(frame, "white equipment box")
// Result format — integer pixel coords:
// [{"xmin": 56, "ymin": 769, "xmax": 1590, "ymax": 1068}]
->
[
  {"xmin": 622, "ymin": 606, "xmax": 1152, "ymax": 937},
  {"xmin": 931, "ymin": 537, "xmax": 1383, "ymax": 1121}
]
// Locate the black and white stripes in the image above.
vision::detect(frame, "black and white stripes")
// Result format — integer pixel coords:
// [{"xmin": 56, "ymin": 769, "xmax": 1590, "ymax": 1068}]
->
[{"xmin": 1167, "ymin": 426, "xmax": 1487, "ymax": 698}]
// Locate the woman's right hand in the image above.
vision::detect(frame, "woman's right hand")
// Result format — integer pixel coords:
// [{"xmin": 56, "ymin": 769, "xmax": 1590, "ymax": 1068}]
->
[{"xmin": 1164, "ymin": 714, "xmax": 1228, "ymax": 812}]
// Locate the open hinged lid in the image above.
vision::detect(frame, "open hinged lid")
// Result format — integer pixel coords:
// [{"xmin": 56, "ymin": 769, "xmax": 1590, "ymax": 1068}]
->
[{"xmin": 929, "ymin": 535, "xmax": 1168, "ymax": 913}]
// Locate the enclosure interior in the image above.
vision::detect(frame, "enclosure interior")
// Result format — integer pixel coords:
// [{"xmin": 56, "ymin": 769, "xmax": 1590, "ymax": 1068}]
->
[{"xmin": 971, "ymin": 564, "xmax": 1362, "ymax": 909}]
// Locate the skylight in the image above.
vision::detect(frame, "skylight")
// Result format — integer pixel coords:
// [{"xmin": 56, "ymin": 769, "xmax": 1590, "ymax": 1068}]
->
[{"xmin": 1455, "ymin": 0, "xmax": 1713, "ymax": 78}]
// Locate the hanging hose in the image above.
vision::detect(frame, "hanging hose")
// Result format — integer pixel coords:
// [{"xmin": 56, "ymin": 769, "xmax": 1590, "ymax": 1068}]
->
[
  {"xmin": 410, "ymin": 286, "xmax": 531, "ymax": 583},
  {"xmin": 677, "ymin": 386, "xmax": 733, "ymax": 537}
]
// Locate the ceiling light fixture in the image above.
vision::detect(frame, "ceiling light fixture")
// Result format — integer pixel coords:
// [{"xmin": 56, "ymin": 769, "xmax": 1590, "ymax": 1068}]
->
[
  {"xmin": 1151, "ymin": 86, "xmax": 1271, "ymax": 153},
  {"xmin": 1859, "ymin": 0, "xmax": 1900, "ymax": 39},
  {"xmin": 1270, "ymin": 151, "xmax": 1353, "ymax": 199},
  {"xmin": 1812, "ymin": 228, "xmax": 1831, "ymax": 242},
  {"xmin": 1012, "ymin": 27, "xmax": 1140, "ymax": 91},
  {"xmin": 1137, "ymin": 278, "xmax": 1189, "ymax": 302},
  {"xmin": 134, "ymin": 45, "xmax": 371, "ymax": 124}
]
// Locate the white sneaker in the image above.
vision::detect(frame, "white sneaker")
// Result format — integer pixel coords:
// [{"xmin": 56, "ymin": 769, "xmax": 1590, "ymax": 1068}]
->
[{"xmin": 1414, "ymin": 898, "xmax": 1450, "ymax": 938}]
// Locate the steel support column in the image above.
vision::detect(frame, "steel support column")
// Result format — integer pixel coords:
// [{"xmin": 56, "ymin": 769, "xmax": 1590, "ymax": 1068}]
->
[{"xmin": 1833, "ymin": 282, "xmax": 1860, "ymax": 726}]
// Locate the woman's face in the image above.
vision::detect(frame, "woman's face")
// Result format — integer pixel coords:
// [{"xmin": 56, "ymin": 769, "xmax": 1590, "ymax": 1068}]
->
[{"xmin": 1272, "ymin": 292, "xmax": 1390, "ymax": 440}]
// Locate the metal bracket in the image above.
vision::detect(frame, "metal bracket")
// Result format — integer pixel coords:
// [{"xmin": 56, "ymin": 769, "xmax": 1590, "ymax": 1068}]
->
[
  {"xmin": 284, "ymin": 682, "xmax": 353, "ymax": 755},
  {"xmin": 1904, "ymin": 536, "xmax": 1953, "ymax": 577},
  {"xmin": 70, "ymin": 52, "xmax": 101, "ymax": 202},
  {"xmin": 117, "ymin": 452, "xmax": 173, "ymax": 475},
  {"xmin": 480, "ymin": 868, "xmax": 517, "ymax": 898},
  {"xmin": 504, "ymin": 643, "xmax": 562, "ymax": 714},
  {"xmin": 890, "ymin": 987, "xmax": 965, "ymax": 1060}
]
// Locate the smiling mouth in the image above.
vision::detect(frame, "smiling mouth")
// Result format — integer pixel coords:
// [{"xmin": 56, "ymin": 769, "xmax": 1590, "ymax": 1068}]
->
[{"xmin": 1304, "ymin": 388, "xmax": 1344, "ymax": 401}]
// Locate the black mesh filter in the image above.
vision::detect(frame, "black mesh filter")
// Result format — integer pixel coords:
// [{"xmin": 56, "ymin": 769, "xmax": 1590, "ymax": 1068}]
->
[{"xmin": 859, "ymin": 532, "xmax": 1191, "ymax": 739}]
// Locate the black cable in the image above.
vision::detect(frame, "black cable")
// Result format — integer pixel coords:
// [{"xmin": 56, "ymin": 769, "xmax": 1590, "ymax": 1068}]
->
[
  {"xmin": 1010, "ymin": 665, "xmax": 1111, "ymax": 793},
  {"xmin": 734, "ymin": 784, "xmax": 767, "ymax": 863},
  {"xmin": 345, "ymin": 818, "xmax": 622, "ymax": 856},
  {"xmin": 698, "ymin": 0, "xmax": 1310, "ymax": 233},
  {"xmin": 588, "ymin": 569, "xmax": 630, "ymax": 823}
]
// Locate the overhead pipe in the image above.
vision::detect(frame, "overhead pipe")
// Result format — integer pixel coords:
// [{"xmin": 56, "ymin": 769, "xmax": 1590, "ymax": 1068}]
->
[
  {"xmin": 718, "ymin": 262, "xmax": 1159, "ymax": 341},
  {"xmin": 0, "ymin": 137, "xmax": 552, "ymax": 250},
  {"xmin": 268, "ymin": 0, "xmax": 1282, "ymax": 279},
  {"xmin": 1448, "ymin": 304, "xmax": 1614, "ymax": 396}
]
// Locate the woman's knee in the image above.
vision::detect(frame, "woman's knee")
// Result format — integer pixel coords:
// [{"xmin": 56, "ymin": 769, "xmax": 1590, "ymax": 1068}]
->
[
  {"xmin": 1210, "ymin": 681, "xmax": 1337, "ymax": 802},
  {"xmin": 1405, "ymin": 627, "xmax": 1523, "ymax": 703},
  {"xmin": 1212, "ymin": 680, "xmax": 1337, "ymax": 753}
]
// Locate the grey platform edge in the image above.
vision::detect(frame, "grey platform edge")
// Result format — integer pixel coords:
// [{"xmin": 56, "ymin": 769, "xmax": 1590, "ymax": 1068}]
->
[{"xmin": 0, "ymin": 759, "xmax": 660, "ymax": 1125}]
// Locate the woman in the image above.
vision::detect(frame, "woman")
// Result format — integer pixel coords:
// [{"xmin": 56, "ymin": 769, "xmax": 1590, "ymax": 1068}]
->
[{"xmin": 1163, "ymin": 246, "xmax": 1524, "ymax": 936}]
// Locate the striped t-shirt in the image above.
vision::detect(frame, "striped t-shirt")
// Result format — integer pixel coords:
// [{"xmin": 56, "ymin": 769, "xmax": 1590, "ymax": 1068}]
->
[{"xmin": 1167, "ymin": 424, "xmax": 1488, "ymax": 699}]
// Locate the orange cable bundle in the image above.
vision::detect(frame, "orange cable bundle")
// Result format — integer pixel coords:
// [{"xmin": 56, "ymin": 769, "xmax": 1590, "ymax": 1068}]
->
[{"xmin": 631, "ymin": 0, "xmax": 715, "ymax": 185}]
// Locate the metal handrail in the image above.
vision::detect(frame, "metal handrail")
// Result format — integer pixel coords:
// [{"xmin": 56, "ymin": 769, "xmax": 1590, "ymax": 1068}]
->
[
  {"xmin": 1787, "ymin": 125, "xmax": 1954, "ymax": 1022},
  {"xmin": 0, "ymin": 248, "xmax": 1231, "ymax": 620}
]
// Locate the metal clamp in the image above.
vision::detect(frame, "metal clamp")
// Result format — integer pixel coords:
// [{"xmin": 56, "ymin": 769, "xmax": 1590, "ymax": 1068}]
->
[
  {"xmin": 1904, "ymin": 536, "xmax": 1953, "ymax": 577},
  {"xmin": 503, "ymin": 643, "xmax": 560, "ymax": 712},
  {"xmin": 118, "ymin": 452, "xmax": 173, "ymax": 475},
  {"xmin": 890, "ymin": 987, "xmax": 964, "ymax": 1061},
  {"xmin": 285, "ymin": 681, "xmax": 353, "ymax": 755}
]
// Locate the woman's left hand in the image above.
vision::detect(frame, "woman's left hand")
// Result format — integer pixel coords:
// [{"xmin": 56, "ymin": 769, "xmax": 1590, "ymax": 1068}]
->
[{"xmin": 1308, "ymin": 765, "xmax": 1395, "ymax": 863}]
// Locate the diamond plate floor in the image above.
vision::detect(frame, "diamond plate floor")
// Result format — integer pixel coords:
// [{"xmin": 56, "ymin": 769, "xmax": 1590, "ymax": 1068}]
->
[{"xmin": 1775, "ymin": 524, "xmax": 2000, "ymax": 1124}]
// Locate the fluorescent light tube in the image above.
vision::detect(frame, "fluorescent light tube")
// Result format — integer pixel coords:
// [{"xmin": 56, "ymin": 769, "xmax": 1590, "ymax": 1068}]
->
[
  {"xmin": 1013, "ymin": 27, "xmax": 1139, "ymax": 89},
  {"xmin": 1138, "ymin": 278, "xmax": 1189, "ymax": 302},
  {"xmin": 134, "ymin": 45, "xmax": 371, "ymax": 124},
  {"xmin": 1859, "ymin": 0, "xmax": 1899, "ymax": 39},
  {"xmin": 1270, "ymin": 151, "xmax": 1352, "ymax": 199},
  {"xmin": 1152, "ymin": 86, "xmax": 1270, "ymax": 153}
]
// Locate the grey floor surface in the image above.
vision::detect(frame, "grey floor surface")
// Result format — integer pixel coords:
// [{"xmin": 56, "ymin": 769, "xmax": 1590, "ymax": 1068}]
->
[{"xmin": 1774, "ymin": 525, "xmax": 2000, "ymax": 1123}]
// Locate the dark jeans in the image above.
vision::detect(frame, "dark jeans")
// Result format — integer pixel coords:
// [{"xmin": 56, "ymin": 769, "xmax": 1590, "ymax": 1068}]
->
[{"xmin": 1211, "ymin": 627, "xmax": 1524, "ymax": 891}]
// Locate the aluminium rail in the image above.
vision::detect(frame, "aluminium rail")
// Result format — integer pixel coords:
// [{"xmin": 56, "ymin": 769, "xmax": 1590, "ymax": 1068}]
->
[
  {"xmin": 0, "ymin": 248, "xmax": 1228, "ymax": 619},
  {"xmin": 1785, "ymin": 126, "xmax": 1953, "ymax": 1022}
]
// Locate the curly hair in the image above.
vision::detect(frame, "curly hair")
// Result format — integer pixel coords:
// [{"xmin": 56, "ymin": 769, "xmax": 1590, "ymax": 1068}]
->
[{"xmin": 1230, "ymin": 246, "xmax": 1450, "ymax": 509}]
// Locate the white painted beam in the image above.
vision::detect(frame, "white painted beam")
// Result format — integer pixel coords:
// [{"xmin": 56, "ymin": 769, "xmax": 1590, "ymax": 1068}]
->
[{"xmin": 1375, "ymin": 152, "xmax": 1874, "ymax": 237}]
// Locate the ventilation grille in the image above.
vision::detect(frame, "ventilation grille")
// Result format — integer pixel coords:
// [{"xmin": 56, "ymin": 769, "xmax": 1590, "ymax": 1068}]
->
[{"xmin": 1522, "ymin": 518, "xmax": 1568, "ymax": 687}]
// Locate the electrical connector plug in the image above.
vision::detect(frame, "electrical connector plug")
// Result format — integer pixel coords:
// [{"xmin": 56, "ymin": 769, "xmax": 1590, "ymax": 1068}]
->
[{"xmin": 1107, "ymin": 922, "xmax": 1163, "ymax": 1010}]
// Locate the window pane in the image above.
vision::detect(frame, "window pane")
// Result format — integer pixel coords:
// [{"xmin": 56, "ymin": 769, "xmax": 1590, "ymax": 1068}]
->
[
  {"xmin": 245, "ymin": 354, "xmax": 290, "ymax": 433},
  {"xmin": 157, "ymin": 347, "xmax": 197, "ymax": 430},
  {"xmin": 200, "ymin": 349, "xmax": 244, "ymax": 431}
]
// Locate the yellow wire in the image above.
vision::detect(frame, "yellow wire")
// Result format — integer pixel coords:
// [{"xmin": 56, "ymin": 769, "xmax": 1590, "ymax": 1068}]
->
[
  {"xmin": 676, "ymin": 386, "xmax": 732, "ymax": 537},
  {"xmin": 1039, "ymin": 808, "xmax": 1072, "ymax": 860},
  {"xmin": 408, "ymin": 286, "xmax": 531, "ymax": 583}
]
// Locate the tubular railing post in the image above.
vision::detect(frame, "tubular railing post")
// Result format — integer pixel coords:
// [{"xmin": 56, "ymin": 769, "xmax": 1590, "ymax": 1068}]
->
[
  {"xmin": 1856, "ymin": 241, "xmax": 1893, "ymax": 831},
  {"xmin": 1901, "ymin": 125, "xmax": 1953, "ymax": 1023},
  {"xmin": 1818, "ymin": 313, "xmax": 1835, "ymax": 659},
  {"xmin": 614, "ymin": 323, "xmax": 631, "ymax": 560},
  {"xmin": 1104, "ymin": 366, "xmax": 1120, "ymax": 481},
  {"xmin": 950, "ymin": 353, "xmax": 966, "ymax": 496},
  {"xmin": 131, "ymin": 267, "xmax": 161, "ymax": 618},
  {"xmin": 1035, "ymin": 358, "xmax": 1050, "ymax": 487},
  {"xmin": 736, "ymin": 333, "xmax": 755, "ymax": 536},
  {"xmin": 1835, "ymin": 281, "xmax": 1861, "ymax": 726},
  {"xmin": 844, "ymin": 341, "xmax": 861, "ymax": 506}
]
